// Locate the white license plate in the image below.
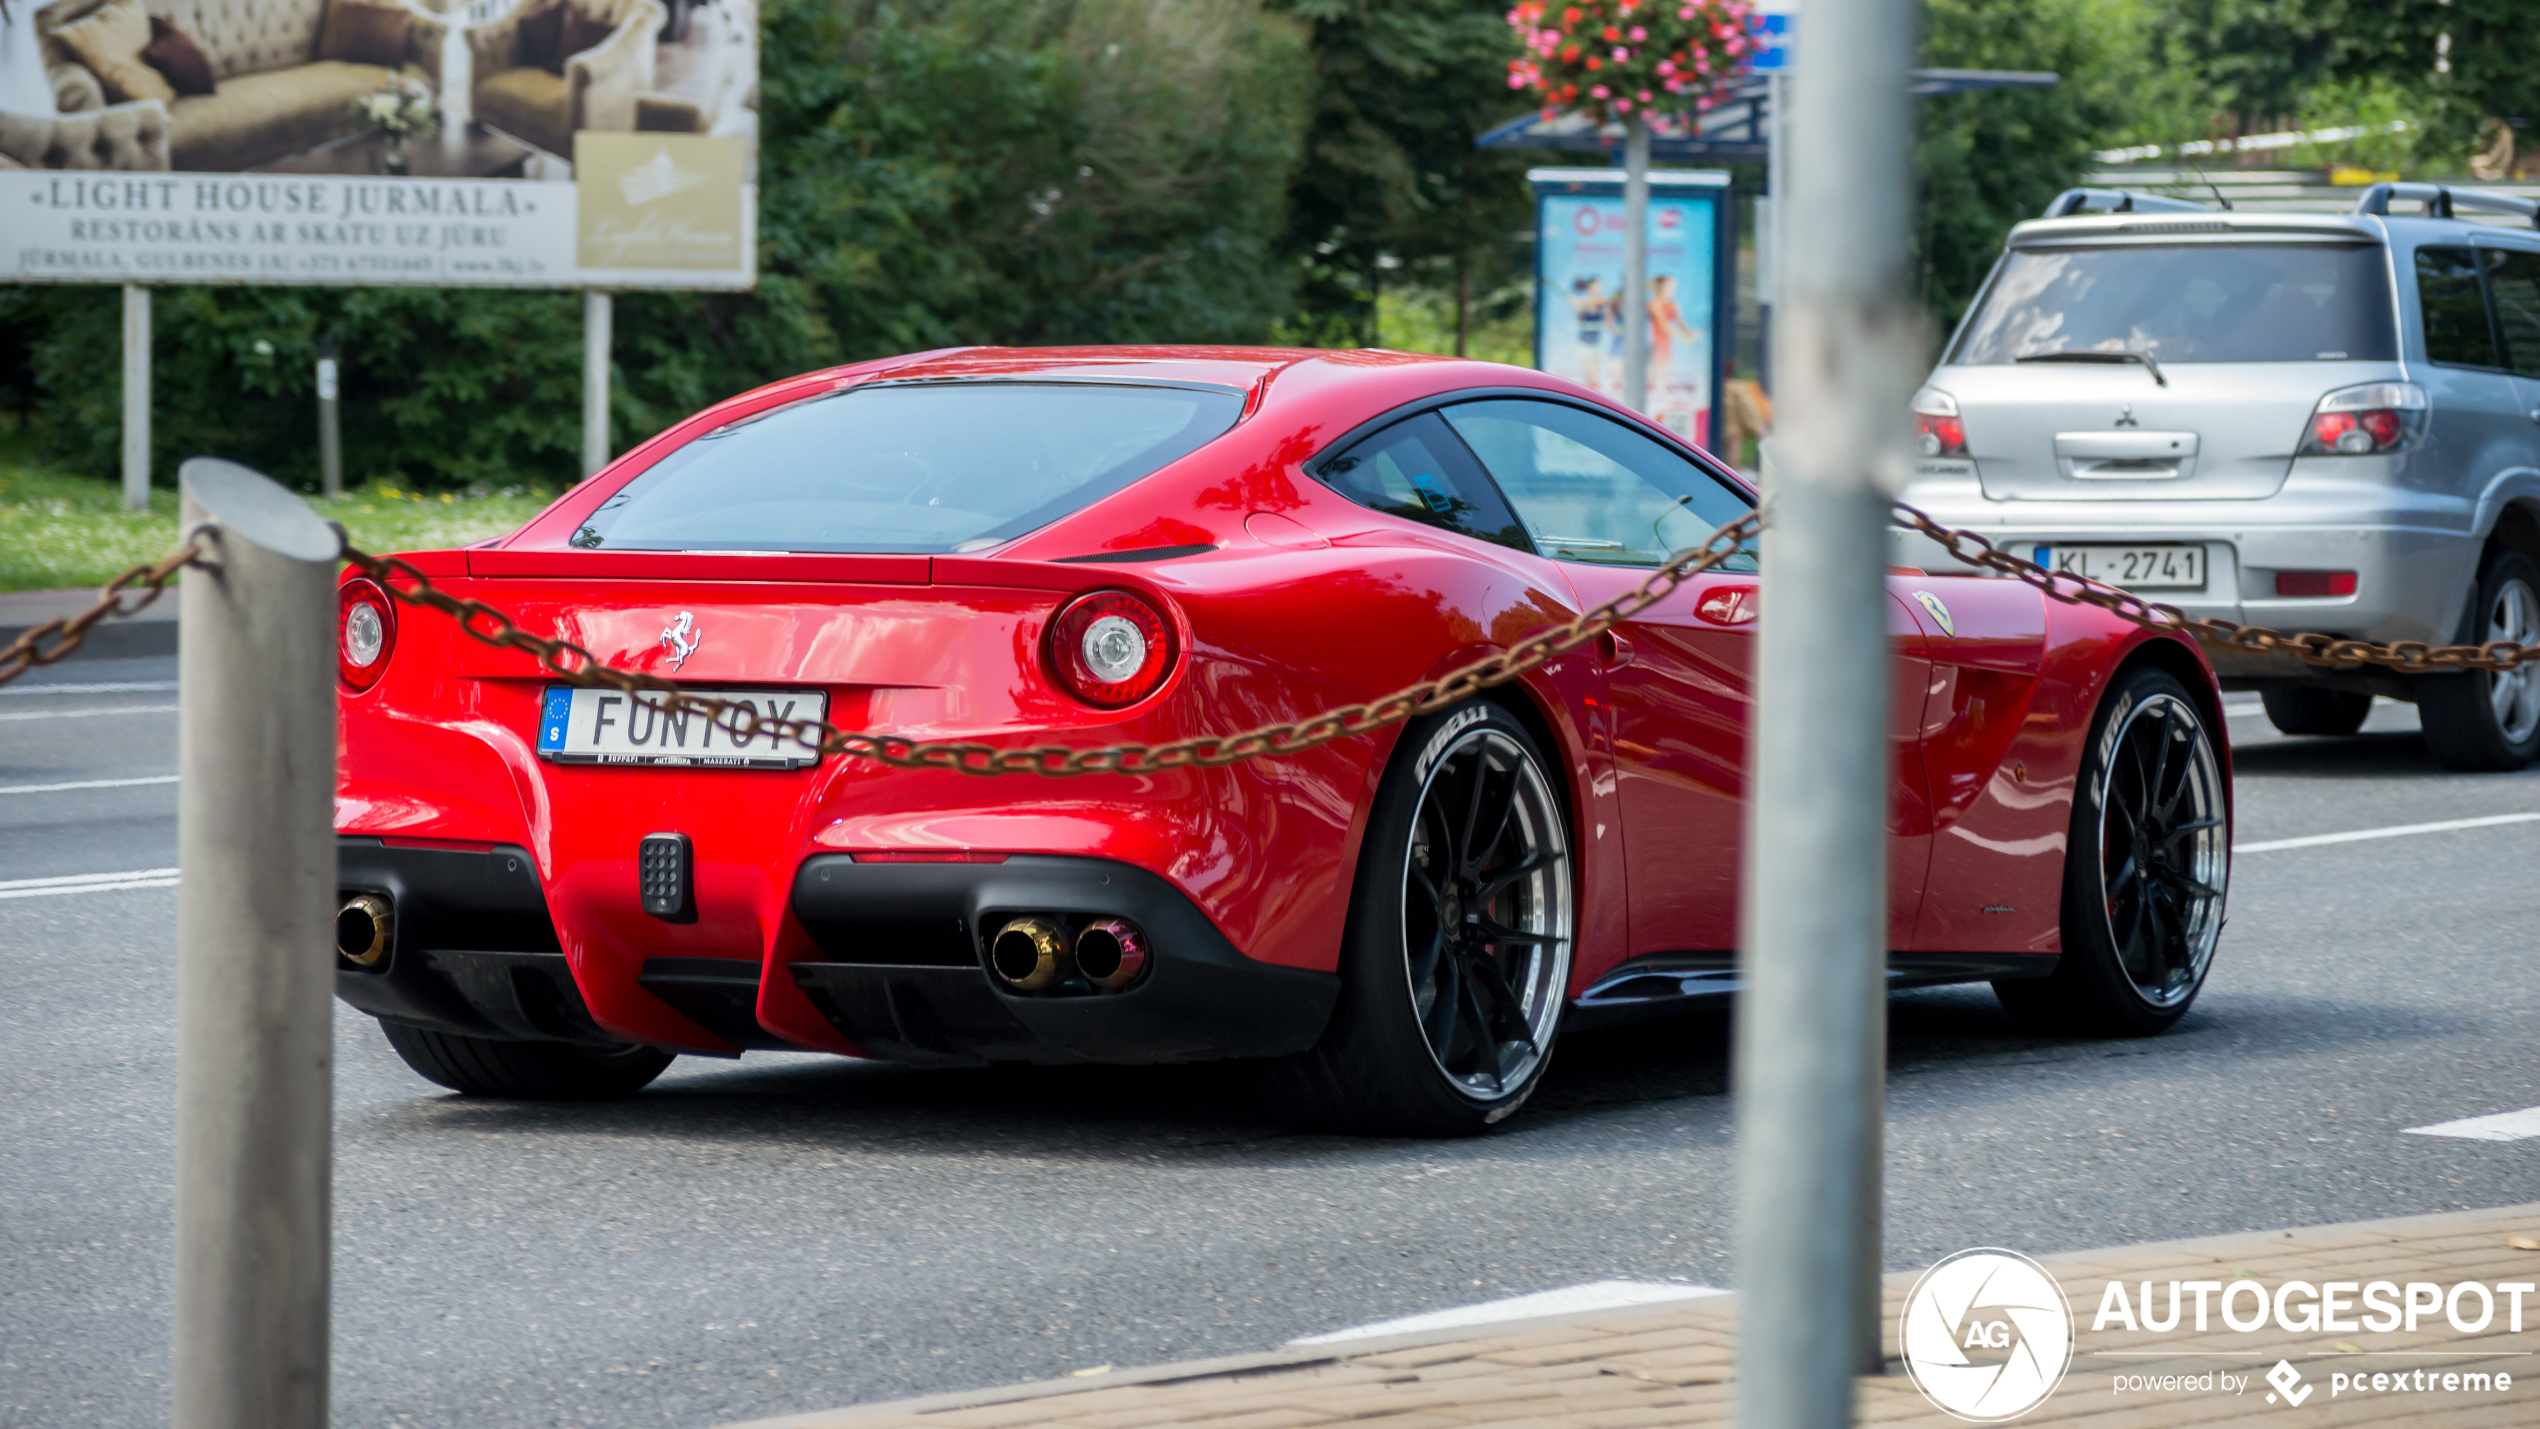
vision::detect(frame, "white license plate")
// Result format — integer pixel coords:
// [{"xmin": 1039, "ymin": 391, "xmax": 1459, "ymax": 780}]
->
[
  {"xmin": 535, "ymin": 686, "xmax": 827, "ymax": 768},
  {"xmin": 2030, "ymin": 544, "xmax": 2205, "ymax": 591}
]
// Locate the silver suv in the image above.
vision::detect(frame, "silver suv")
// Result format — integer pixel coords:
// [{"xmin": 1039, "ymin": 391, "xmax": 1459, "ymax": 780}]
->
[{"xmin": 1899, "ymin": 182, "xmax": 2540, "ymax": 770}]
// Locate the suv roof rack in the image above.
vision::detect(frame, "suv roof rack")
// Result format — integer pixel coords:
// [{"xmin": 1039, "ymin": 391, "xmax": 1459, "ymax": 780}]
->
[
  {"xmin": 2352, "ymin": 182, "xmax": 2540, "ymax": 229},
  {"xmin": 2041, "ymin": 188, "xmax": 2212, "ymax": 218}
]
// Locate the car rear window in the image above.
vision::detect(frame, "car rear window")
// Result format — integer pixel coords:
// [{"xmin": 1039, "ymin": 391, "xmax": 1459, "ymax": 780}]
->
[
  {"xmin": 568, "ymin": 381, "xmax": 1245, "ymax": 553},
  {"xmin": 1951, "ymin": 243, "xmax": 2396, "ymax": 365}
]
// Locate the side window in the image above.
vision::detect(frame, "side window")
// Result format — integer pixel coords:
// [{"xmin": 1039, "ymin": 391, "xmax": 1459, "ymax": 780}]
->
[
  {"xmin": 2418, "ymin": 245, "xmax": 2501, "ymax": 368},
  {"xmin": 1314, "ymin": 412, "xmax": 1532, "ymax": 552},
  {"xmin": 2486, "ymin": 248, "xmax": 2540, "ymax": 377},
  {"xmin": 1438, "ymin": 398, "xmax": 1756, "ymax": 570}
]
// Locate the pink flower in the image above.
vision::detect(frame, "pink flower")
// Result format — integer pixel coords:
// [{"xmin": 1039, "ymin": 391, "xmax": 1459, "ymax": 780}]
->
[
  {"xmin": 1612, "ymin": 46, "xmax": 1630, "ymax": 60},
  {"xmin": 1638, "ymin": 89, "xmax": 1652, "ymax": 101},
  {"xmin": 1590, "ymin": 83, "xmax": 1610, "ymax": 98},
  {"xmin": 1509, "ymin": 72, "xmax": 1529, "ymax": 87},
  {"xmin": 1628, "ymin": 25, "xmax": 1646, "ymax": 39},
  {"xmin": 1616, "ymin": 97, "xmax": 1634, "ymax": 112}
]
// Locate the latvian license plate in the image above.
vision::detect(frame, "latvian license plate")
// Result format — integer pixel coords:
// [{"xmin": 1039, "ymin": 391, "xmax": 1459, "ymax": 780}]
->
[
  {"xmin": 2030, "ymin": 543, "xmax": 2205, "ymax": 590},
  {"xmin": 536, "ymin": 686, "xmax": 828, "ymax": 768}
]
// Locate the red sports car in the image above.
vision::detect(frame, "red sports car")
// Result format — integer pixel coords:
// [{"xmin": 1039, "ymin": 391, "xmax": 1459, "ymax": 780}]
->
[{"xmin": 332, "ymin": 346, "xmax": 2231, "ymax": 1135}]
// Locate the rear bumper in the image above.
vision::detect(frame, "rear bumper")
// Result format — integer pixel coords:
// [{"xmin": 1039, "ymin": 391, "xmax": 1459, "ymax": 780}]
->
[
  {"xmin": 787, "ymin": 855, "xmax": 1340, "ymax": 1065},
  {"xmin": 332, "ymin": 838, "xmax": 624, "ymax": 1046},
  {"xmin": 1894, "ymin": 479, "xmax": 2481, "ymax": 673},
  {"xmin": 333, "ymin": 840, "xmax": 1339, "ymax": 1066}
]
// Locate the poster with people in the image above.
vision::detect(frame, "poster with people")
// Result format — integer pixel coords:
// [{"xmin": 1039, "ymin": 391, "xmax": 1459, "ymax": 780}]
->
[
  {"xmin": 1531, "ymin": 168, "xmax": 1724, "ymax": 449},
  {"xmin": 0, "ymin": 0, "xmax": 757, "ymax": 288}
]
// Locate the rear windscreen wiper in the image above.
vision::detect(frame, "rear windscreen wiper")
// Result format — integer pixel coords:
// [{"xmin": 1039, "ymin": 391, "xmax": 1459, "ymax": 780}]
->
[{"xmin": 2014, "ymin": 349, "xmax": 2167, "ymax": 387}]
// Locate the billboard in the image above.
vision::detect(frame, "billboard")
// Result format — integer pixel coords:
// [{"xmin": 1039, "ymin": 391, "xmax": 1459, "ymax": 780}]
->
[
  {"xmin": 1530, "ymin": 167, "xmax": 1731, "ymax": 450},
  {"xmin": 0, "ymin": 0, "xmax": 756, "ymax": 288}
]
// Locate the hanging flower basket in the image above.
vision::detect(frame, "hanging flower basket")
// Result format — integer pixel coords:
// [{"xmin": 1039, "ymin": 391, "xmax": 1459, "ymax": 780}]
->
[{"xmin": 1506, "ymin": 0, "xmax": 1763, "ymax": 126}]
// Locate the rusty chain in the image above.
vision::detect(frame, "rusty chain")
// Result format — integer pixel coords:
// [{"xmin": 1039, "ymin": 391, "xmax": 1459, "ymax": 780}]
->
[
  {"xmin": 0, "ymin": 535, "xmax": 207, "ymax": 685},
  {"xmin": 13, "ymin": 503, "xmax": 2539, "ymax": 766}
]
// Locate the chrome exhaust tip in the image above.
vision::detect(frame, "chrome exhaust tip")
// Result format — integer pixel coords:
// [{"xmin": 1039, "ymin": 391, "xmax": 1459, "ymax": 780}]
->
[
  {"xmin": 337, "ymin": 893, "xmax": 393, "ymax": 970},
  {"xmin": 1074, "ymin": 918, "xmax": 1148, "ymax": 990},
  {"xmin": 989, "ymin": 916, "xmax": 1071, "ymax": 990}
]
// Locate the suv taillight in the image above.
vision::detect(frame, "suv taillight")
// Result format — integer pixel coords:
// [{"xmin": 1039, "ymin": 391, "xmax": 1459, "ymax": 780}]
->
[
  {"xmin": 2299, "ymin": 381, "xmax": 2428, "ymax": 456},
  {"xmin": 338, "ymin": 577, "xmax": 397, "ymax": 690},
  {"xmin": 1911, "ymin": 387, "xmax": 1968, "ymax": 457}
]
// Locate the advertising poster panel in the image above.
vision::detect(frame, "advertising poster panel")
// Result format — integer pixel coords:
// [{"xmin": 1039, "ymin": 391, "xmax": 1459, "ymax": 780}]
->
[
  {"xmin": 0, "ymin": 0, "xmax": 756, "ymax": 288},
  {"xmin": 1530, "ymin": 167, "xmax": 1730, "ymax": 450}
]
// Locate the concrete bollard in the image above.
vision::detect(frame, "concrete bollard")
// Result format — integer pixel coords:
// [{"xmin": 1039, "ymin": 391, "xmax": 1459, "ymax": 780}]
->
[{"xmin": 173, "ymin": 458, "xmax": 341, "ymax": 1429}]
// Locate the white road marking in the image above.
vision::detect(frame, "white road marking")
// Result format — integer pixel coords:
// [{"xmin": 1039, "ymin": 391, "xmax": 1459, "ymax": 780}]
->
[
  {"xmin": 0, "ymin": 774, "xmax": 180, "ymax": 796},
  {"xmin": 0, "ymin": 704, "xmax": 178, "ymax": 722},
  {"xmin": 2237, "ymin": 812, "xmax": 2540, "ymax": 854},
  {"xmin": 0, "ymin": 680, "xmax": 179, "ymax": 696},
  {"xmin": 1287, "ymin": 1280, "xmax": 1728, "ymax": 1346},
  {"xmin": 2403, "ymin": 1106, "xmax": 2540, "ymax": 1142},
  {"xmin": 0, "ymin": 868, "xmax": 181, "ymax": 900}
]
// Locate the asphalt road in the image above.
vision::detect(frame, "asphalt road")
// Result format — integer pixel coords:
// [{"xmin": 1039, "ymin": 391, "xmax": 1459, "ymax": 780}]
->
[{"xmin": 7, "ymin": 655, "xmax": 2540, "ymax": 1428}]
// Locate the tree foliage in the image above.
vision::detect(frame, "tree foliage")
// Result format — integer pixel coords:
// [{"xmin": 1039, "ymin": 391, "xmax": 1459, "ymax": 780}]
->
[
  {"xmin": 1912, "ymin": 0, "xmax": 2181, "ymax": 339},
  {"xmin": 1268, "ymin": 0, "xmax": 1539, "ymax": 348}
]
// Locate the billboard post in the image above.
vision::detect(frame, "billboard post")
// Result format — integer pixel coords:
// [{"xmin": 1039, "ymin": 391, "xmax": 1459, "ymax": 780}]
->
[
  {"xmin": 316, "ymin": 338, "xmax": 343, "ymax": 499},
  {"xmin": 122, "ymin": 283, "xmax": 149, "ymax": 509},
  {"xmin": 584, "ymin": 290, "xmax": 612, "ymax": 477},
  {"xmin": 1620, "ymin": 117, "xmax": 1651, "ymax": 412}
]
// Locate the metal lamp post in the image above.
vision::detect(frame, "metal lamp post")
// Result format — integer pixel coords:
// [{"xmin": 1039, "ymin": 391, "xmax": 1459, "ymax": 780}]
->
[{"xmin": 1735, "ymin": 0, "xmax": 1922, "ymax": 1426}]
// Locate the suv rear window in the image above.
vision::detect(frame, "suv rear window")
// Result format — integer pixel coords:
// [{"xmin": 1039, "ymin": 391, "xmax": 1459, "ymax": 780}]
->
[
  {"xmin": 1952, "ymin": 244, "xmax": 2396, "ymax": 365},
  {"xmin": 568, "ymin": 381, "xmax": 1244, "ymax": 553}
]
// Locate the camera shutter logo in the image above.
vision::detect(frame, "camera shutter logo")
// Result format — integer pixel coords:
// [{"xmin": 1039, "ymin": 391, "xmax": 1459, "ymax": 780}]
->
[{"xmin": 1900, "ymin": 1249, "xmax": 2075, "ymax": 1421}]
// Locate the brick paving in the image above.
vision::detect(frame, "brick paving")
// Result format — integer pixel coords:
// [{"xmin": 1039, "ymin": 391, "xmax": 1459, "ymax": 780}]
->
[{"xmin": 728, "ymin": 1205, "xmax": 2540, "ymax": 1429}]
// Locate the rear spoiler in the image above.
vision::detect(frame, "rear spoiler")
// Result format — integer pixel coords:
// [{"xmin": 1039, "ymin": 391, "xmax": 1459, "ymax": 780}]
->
[
  {"xmin": 2352, "ymin": 182, "xmax": 2540, "ymax": 229},
  {"xmin": 2041, "ymin": 188, "xmax": 2211, "ymax": 218}
]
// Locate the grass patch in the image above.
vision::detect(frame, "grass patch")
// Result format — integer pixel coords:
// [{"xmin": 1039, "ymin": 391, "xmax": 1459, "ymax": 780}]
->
[{"xmin": 0, "ymin": 460, "xmax": 559, "ymax": 593}]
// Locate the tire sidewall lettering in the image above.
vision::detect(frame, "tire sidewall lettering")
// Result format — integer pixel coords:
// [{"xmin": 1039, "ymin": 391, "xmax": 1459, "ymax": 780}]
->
[
  {"xmin": 1414, "ymin": 704, "xmax": 1493, "ymax": 785},
  {"xmin": 2091, "ymin": 687, "xmax": 2136, "ymax": 816}
]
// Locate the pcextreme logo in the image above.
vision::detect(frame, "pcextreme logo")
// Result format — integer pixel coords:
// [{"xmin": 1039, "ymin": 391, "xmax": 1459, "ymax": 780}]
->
[{"xmin": 1900, "ymin": 1249, "xmax": 2076, "ymax": 1422}]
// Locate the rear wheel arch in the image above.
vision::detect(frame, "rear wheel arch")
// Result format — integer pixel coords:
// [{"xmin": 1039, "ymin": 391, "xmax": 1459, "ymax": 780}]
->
[
  {"xmin": 2108, "ymin": 635, "xmax": 2228, "ymax": 760},
  {"xmin": 2481, "ymin": 493, "xmax": 2540, "ymax": 567}
]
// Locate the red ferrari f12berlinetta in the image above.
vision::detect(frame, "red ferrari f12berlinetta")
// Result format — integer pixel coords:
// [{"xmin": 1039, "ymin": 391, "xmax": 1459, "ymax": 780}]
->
[{"xmin": 333, "ymin": 347, "xmax": 2230, "ymax": 1135}]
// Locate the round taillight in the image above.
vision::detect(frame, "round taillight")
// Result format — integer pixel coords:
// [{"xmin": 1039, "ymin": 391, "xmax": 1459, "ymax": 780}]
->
[
  {"xmin": 1047, "ymin": 590, "xmax": 1176, "ymax": 708},
  {"xmin": 338, "ymin": 577, "xmax": 397, "ymax": 690}
]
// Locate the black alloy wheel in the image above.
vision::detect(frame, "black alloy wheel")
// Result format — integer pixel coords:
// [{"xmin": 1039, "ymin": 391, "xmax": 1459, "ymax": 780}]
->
[
  {"xmin": 1997, "ymin": 666, "xmax": 2227, "ymax": 1036},
  {"xmin": 1257, "ymin": 701, "xmax": 1573, "ymax": 1136},
  {"xmin": 2419, "ymin": 548, "xmax": 2540, "ymax": 772}
]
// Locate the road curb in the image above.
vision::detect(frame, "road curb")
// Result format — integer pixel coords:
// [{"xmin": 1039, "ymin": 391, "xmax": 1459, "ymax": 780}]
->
[{"xmin": 718, "ymin": 1200, "xmax": 2540, "ymax": 1429}]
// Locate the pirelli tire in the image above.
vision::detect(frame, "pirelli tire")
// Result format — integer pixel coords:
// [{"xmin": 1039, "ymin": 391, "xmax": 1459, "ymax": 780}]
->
[
  {"xmin": 1256, "ymin": 701, "xmax": 1574, "ymax": 1137},
  {"xmin": 379, "ymin": 1020, "xmax": 675, "ymax": 1099}
]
